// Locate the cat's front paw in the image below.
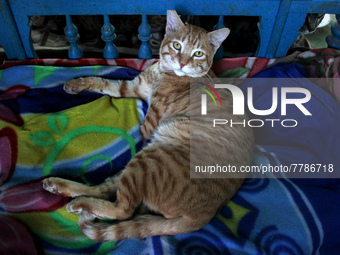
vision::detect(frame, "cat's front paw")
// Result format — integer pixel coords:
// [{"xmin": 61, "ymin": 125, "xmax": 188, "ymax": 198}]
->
[
  {"xmin": 43, "ymin": 177, "xmax": 66, "ymax": 195},
  {"xmin": 64, "ymin": 77, "xmax": 93, "ymax": 94}
]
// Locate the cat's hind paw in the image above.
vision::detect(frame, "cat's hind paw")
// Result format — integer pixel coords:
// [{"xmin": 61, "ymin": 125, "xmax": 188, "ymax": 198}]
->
[
  {"xmin": 67, "ymin": 197, "xmax": 105, "ymax": 219},
  {"xmin": 43, "ymin": 177, "xmax": 66, "ymax": 195},
  {"xmin": 42, "ymin": 177, "xmax": 77, "ymax": 197},
  {"xmin": 64, "ymin": 77, "xmax": 94, "ymax": 94},
  {"xmin": 66, "ymin": 197, "xmax": 85, "ymax": 214}
]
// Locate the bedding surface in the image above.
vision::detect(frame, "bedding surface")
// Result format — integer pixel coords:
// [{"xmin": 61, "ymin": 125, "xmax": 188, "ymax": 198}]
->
[{"xmin": 0, "ymin": 49, "xmax": 340, "ymax": 255}]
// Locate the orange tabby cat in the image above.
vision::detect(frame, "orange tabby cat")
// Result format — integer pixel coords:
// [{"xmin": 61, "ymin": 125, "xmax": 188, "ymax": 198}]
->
[{"xmin": 42, "ymin": 10, "xmax": 254, "ymax": 241}]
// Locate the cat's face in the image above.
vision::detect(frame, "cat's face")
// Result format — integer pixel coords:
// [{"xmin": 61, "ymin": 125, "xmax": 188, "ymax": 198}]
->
[{"xmin": 160, "ymin": 11, "xmax": 230, "ymax": 78}]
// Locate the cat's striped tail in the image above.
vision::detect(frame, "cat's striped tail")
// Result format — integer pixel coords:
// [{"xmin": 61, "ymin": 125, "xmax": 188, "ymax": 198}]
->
[{"xmin": 78, "ymin": 211, "xmax": 206, "ymax": 241}]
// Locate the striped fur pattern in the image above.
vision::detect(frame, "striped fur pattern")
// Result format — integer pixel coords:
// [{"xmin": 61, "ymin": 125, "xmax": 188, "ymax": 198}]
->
[{"xmin": 43, "ymin": 10, "xmax": 254, "ymax": 241}]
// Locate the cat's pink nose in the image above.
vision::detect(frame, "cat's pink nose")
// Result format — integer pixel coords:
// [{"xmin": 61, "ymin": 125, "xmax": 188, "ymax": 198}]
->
[{"xmin": 179, "ymin": 62, "xmax": 186, "ymax": 68}]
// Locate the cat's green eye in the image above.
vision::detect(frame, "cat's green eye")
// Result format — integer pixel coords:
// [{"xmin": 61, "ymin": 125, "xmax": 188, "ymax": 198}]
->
[
  {"xmin": 194, "ymin": 51, "xmax": 204, "ymax": 57},
  {"xmin": 173, "ymin": 42, "xmax": 181, "ymax": 50}
]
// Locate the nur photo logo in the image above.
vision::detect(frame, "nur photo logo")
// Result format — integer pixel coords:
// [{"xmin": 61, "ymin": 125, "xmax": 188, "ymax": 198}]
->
[{"xmin": 198, "ymin": 78, "xmax": 312, "ymax": 128}]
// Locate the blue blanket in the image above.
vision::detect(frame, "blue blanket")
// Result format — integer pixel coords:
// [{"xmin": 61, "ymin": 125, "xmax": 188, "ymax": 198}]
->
[{"xmin": 0, "ymin": 62, "xmax": 339, "ymax": 254}]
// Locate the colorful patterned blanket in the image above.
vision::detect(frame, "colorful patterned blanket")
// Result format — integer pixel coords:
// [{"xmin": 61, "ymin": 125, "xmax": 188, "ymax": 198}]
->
[{"xmin": 0, "ymin": 49, "xmax": 340, "ymax": 255}]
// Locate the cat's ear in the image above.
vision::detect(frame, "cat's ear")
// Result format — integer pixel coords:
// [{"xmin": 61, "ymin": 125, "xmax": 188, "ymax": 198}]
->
[
  {"xmin": 208, "ymin": 28, "xmax": 231, "ymax": 52},
  {"xmin": 166, "ymin": 10, "xmax": 185, "ymax": 35}
]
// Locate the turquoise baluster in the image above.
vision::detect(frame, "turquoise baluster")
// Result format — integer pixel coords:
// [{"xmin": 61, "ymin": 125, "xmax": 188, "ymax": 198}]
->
[
  {"xmin": 213, "ymin": 16, "xmax": 225, "ymax": 59},
  {"xmin": 326, "ymin": 15, "xmax": 340, "ymax": 50},
  {"xmin": 101, "ymin": 15, "xmax": 118, "ymax": 59},
  {"xmin": 64, "ymin": 15, "xmax": 83, "ymax": 59},
  {"xmin": 138, "ymin": 15, "xmax": 152, "ymax": 59}
]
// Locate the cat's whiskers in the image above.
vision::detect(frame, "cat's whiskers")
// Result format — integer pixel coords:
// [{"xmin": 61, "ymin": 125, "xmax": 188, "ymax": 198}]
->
[{"xmin": 203, "ymin": 73, "xmax": 215, "ymax": 86}]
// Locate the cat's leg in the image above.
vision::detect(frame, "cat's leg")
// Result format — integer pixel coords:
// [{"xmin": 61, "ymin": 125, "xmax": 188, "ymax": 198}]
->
[
  {"xmin": 140, "ymin": 122, "xmax": 154, "ymax": 140},
  {"xmin": 65, "ymin": 167, "xmax": 142, "ymax": 220},
  {"xmin": 42, "ymin": 176, "xmax": 119, "ymax": 200},
  {"xmin": 70, "ymin": 141, "xmax": 211, "ymax": 241},
  {"xmin": 140, "ymin": 101, "xmax": 162, "ymax": 139},
  {"xmin": 140, "ymin": 97, "xmax": 172, "ymax": 140},
  {"xmin": 66, "ymin": 192, "xmax": 137, "ymax": 220},
  {"xmin": 64, "ymin": 143, "xmax": 165, "ymax": 220},
  {"xmin": 63, "ymin": 73, "xmax": 150, "ymax": 100}
]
